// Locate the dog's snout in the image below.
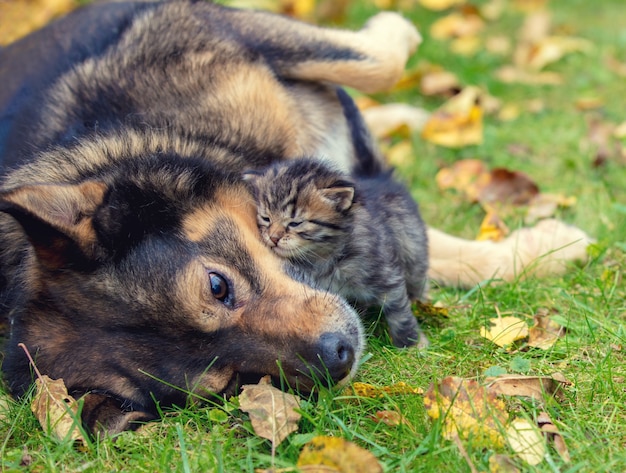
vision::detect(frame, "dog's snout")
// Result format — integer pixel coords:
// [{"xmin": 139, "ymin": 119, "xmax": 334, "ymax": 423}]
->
[{"xmin": 318, "ymin": 332, "xmax": 355, "ymax": 381}]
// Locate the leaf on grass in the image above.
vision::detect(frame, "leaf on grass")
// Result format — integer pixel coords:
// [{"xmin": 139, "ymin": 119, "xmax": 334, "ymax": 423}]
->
[
  {"xmin": 519, "ymin": 36, "xmax": 593, "ymax": 71},
  {"xmin": 31, "ymin": 375, "xmax": 86, "ymax": 444},
  {"xmin": 486, "ymin": 374, "xmax": 571, "ymax": 401},
  {"xmin": 435, "ymin": 158, "xmax": 490, "ymax": 201},
  {"xmin": 527, "ymin": 308, "xmax": 565, "ymax": 349},
  {"xmin": 495, "ymin": 66, "xmax": 563, "ymax": 85},
  {"xmin": 430, "ymin": 12, "xmax": 484, "ymax": 41},
  {"xmin": 525, "ymin": 193, "xmax": 577, "ymax": 224},
  {"xmin": 488, "ymin": 454, "xmax": 521, "ymax": 473},
  {"xmin": 361, "ymin": 103, "xmax": 430, "ymax": 139},
  {"xmin": 423, "ymin": 377, "xmax": 508, "ymax": 448},
  {"xmin": 239, "ymin": 375, "xmax": 301, "ymax": 447},
  {"xmin": 420, "ymin": 67, "xmax": 461, "ymax": 97},
  {"xmin": 346, "ymin": 381, "xmax": 423, "ymax": 398},
  {"xmin": 476, "ymin": 208, "xmax": 509, "ymax": 242},
  {"xmin": 537, "ymin": 412, "xmax": 570, "ymax": 463},
  {"xmin": 297, "ymin": 436, "xmax": 383, "ymax": 473},
  {"xmin": 506, "ymin": 418, "xmax": 545, "ymax": 466},
  {"xmin": 421, "ymin": 87, "xmax": 483, "ymax": 148},
  {"xmin": 370, "ymin": 410, "xmax": 409, "ymax": 427},
  {"xmin": 385, "ymin": 140, "xmax": 415, "ymax": 167},
  {"xmin": 418, "ymin": 0, "xmax": 466, "ymax": 11},
  {"xmin": 480, "ymin": 316, "xmax": 529, "ymax": 349},
  {"xmin": 477, "ymin": 169, "xmax": 539, "ymax": 206}
]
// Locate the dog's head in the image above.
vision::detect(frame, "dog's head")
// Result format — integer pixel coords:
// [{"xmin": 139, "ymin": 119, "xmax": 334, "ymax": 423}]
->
[{"xmin": 0, "ymin": 154, "xmax": 364, "ymax": 433}]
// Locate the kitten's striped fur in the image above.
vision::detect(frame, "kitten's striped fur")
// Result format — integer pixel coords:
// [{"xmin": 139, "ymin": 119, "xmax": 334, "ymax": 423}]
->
[{"xmin": 244, "ymin": 159, "xmax": 429, "ymax": 348}]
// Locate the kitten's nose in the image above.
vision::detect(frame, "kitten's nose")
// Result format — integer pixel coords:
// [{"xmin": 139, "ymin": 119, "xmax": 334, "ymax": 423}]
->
[{"xmin": 269, "ymin": 230, "xmax": 284, "ymax": 245}]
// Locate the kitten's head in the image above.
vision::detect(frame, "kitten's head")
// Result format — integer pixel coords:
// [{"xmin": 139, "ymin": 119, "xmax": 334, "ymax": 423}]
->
[{"xmin": 243, "ymin": 159, "xmax": 355, "ymax": 262}]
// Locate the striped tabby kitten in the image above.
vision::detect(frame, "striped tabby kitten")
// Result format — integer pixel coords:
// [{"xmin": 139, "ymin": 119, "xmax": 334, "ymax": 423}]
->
[{"xmin": 243, "ymin": 159, "xmax": 429, "ymax": 348}]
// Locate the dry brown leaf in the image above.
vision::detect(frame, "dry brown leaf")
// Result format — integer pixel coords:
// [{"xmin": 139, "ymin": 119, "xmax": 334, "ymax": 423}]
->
[
  {"xmin": 477, "ymin": 169, "xmax": 539, "ymax": 206},
  {"xmin": 525, "ymin": 193, "xmax": 577, "ymax": 224},
  {"xmin": 239, "ymin": 376, "xmax": 301, "ymax": 448},
  {"xmin": 537, "ymin": 411, "xmax": 571, "ymax": 463},
  {"xmin": 421, "ymin": 87, "xmax": 483, "ymax": 148},
  {"xmin": 297, "ymin": 436, "xmax": 383, "ymax": 473},
  {"xmin": 506, "ymin": 418, "xmax": 545, "ymax": 466},
  {"xmin": 435, "ymin": 158, "xmax": 489, "ymax": 200},
  {"xmin": 480, "ymin": 316, "xmax": 529, "ymax": 348},
  {"xmin": 527, "ymin": 308, "xmax": 565, "ymax": 349},
  {"xmin": 31, "ymin": 375, "xmax": 86, "ymax": 444},
  {"xmin": 0, "ymin": 0, "xmax": 77, "ymax": 45},
  {"xmin": 423, "ymin": 377, "xmax": 508, "ymax": 448},
  {"xmin": 370, "ymin": 410, "xmax": 409, "ymax": 427},
  {"xmin": 486, "ymin": 374, "xmax": 571, "ymax": 401},
  {"xmin": 346, "ymin": 381, "xmax": 423, "ymax": 398}
]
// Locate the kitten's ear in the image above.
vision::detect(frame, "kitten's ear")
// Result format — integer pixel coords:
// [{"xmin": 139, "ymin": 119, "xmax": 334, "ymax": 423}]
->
[{"xmin": 320, "ymin": 185, "xmax": 355, "ymax": 212}]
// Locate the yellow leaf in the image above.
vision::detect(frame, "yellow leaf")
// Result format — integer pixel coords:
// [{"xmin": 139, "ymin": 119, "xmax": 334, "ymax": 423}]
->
[
  {"xmin": 421, "ymin": 87, "xmax": 483, "ymax": 148},
  {"xmin": 450, "ymin": 36, "xmax": 482, "ymax": 56},
  {"xmin": 480, "ymin": 316, "xmax": 529, "ymax": 348},
  {"xmin": 386, "ymin": 140, "xmax": 414, "ymax": 167},
  {"xmin": 31, "ymin": 376, "xmax": 86, "ymax": 444},
  {"xmin": 476, "ymin": 209, "xmax": 509, "ymax": 242},
  {"xmin": 346, "ymin": 381, "xmax": 423, "ymax": 398},
  {"xmin": 239, "ymin": 376, "xmax": 301, "ymax": 447},
  {"xmin": 370, "ymin": 410, "xmax": 409, "ymax": 427},
  {"xmin": 435, "ymin": 158, "xmax": 489, "ymax": 200},
  {"xmin": 297, "ymin": 436, "xmax": 383, "ymax": 473},
  {"xmin": 424, "ymin": 377, "xmax": 508, "ymax": 448},
  {"xmin": 361, "ymin": 103, "xmax": 430, "ymax": 139},
  {"xmin": 506, "ymin": 419, "xmax": 546, "ymax": 466},
  {"xmin": 418, "ymin": 0, "xmax": 466, "ymax": 11},
  {"xmin": 0, "ymin": 0, "xmax": 77, "ymax": 46},
  {"xmin": 430, "ymin": 13, "xmax": 484, "ymax": 40}
]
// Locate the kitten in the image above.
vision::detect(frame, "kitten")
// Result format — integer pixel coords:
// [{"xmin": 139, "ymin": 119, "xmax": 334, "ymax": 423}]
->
[{"xmin": 243, "ymin": 158, "xmax": 429, "ymax": 348}]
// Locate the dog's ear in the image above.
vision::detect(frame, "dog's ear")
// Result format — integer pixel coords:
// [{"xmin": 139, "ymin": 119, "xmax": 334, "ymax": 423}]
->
[
  {"xmin": 80, "ymin": 393, "xmax": 156, "ymax": 436},
  {"xmin": 0, "ymin": 181, "xmax": 108, "ymax": 269}
]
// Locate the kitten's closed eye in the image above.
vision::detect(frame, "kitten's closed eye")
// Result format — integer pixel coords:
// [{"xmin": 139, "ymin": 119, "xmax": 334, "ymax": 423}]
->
[
  {"xmin": 287, "ymin": 221, "xmax": 302, "ymax": 228},
  {"xmin": 259, "ymin": 215, "xmax": 270, "ymax": 223}
]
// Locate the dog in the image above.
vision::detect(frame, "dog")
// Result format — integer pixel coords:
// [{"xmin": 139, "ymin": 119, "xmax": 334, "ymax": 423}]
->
[{"xmin": 0, "ymin": 0, "xmax": 590, "ymax": 434}]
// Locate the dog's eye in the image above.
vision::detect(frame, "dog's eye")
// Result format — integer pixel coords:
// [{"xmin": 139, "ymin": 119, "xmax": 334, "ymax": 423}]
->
[{"xmin": 208, "ymin": 272, "xmax": 229, "ymax": 302}]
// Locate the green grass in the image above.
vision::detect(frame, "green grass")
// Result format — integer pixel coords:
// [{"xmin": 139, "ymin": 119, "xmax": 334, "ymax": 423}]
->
[{"xmin": 1, "ymin": 0, "xmax": 625, "ymax": 471}]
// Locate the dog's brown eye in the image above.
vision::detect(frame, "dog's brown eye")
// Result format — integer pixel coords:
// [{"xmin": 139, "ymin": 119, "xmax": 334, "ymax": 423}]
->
[{"xmin": 208, "ymin": 272, "xmax": 229, "ymax": 302}]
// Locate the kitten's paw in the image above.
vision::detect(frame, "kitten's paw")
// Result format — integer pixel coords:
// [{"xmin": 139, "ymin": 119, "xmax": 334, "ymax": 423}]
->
[{"xmin": 390, "ymin": 317, "xmax": 429, "ymax": 349}]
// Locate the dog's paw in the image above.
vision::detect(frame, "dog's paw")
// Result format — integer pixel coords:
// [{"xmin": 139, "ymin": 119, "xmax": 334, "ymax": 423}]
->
[{"xmin": 364, "ymin": 12, "xmax": 422, "ymax": 56}]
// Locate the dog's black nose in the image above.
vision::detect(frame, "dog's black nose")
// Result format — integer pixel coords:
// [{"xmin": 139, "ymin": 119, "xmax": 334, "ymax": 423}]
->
[{"xmin": 318, "ymin": 332, "xmax": 355, "ymax": 382}]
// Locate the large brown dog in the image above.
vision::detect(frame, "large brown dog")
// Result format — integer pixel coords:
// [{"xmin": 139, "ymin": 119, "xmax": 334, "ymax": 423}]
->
[{"xmin": 0, "ymin": 0, "xmax": 590, "ymax": 433}]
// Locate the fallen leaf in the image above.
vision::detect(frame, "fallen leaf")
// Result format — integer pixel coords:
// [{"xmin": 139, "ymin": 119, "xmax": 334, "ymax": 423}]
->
[
  {"xmin": 31, "ymin": 376, "xmax": 86, "ymax": 444},
  {"xmin": 506, "ymin": 418, "xmax": 545, "ymax": 466},
  {"xmin": 239, "ymin": 376, "xmax": 301, "ymax": 448},
  {"xmin": 450, "ymin": 36, "xmax": 482, "ymax": 56},
  {"xmin": 420, "ymin": 69, "xmax": 461, "ymax": 97},
  {"xmin": 477, "ymin": 168, "xmax": 539, "ymax": 206},
  {"xmin": 435, "ymin": 158, "xmax": 490, "ymax": 201},
  {"xmin": 521, "ymin": 36, "xmax": 593, "ymax": 71},
  {"xmin": 370, "ymin": 410, "xmax": 409, "ymax": 427},
  {"xmin": 476, "ymin": 207, "xmax": 510, "ymax": 241},
  {"xmin": 527, "ymin": 308, "xmax": 565, "ymax": 349},
  {"xmin": 495, "ymin": 66, "xmax": 563, "ymax": 85},
  {"xmin": 423, "ymin": 377, "xmax": 508, "ymax": 448},
  {"xmin": 0, "ymin": 0, "xmax": 77, "ymax": 45},
  {"xmin": 430, "ymin": 12, "xmax": 484, "ymax": 41},
  {"xmin": 480, "ymin": 316, "xmax": 529, "ymax": 348},
  {"xmin": 537, "ymin": 411, "xmax": 570, "ymax": 463},
  {"xmin": 346, "ymin": 381, "xmax": 423, "ymax": 398},
  {"xmin": 297, "ymin": 436, "xmax": 383, "ymax": 473},
  {"xmin": 485, "ymin": 35, "xmax": 512, "ymax": 55},
  {"xmin": 486, "ymin": 374, "xmax": 571, "ymax": 401},
  {"xmin": 489, "ymin": 454, "xmax": 521, "ymax": 473},
  {"xmin": 385, "ymin": 140, "xmax": 415, "ymax": 167},
  {"xmin": 421, "ymin": 87, "xmax": 483, "ymax": 148},
  {"xmin": 418, "ymin": 0, "xmax": 466, "ymax": 11},
  {"xmin": 525, "ymin": 193, "xmax": 577, "ymax": 224},
  {"xmin": 361, "ymin": 103, "xmax": 430, "ymax": 139}
]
